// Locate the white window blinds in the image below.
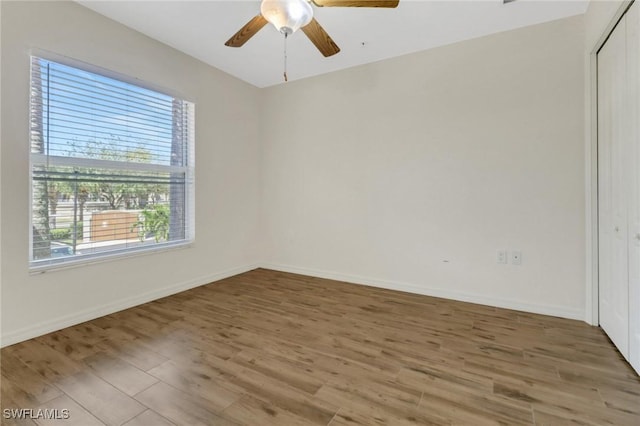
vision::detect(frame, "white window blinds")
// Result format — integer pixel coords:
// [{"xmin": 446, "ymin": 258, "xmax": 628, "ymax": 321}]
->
[{"xmin": 30, "ymin": 56, "xmax": 195, "ymax": 269}]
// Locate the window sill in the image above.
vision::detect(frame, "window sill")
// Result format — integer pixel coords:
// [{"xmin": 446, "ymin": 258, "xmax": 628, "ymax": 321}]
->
[{"xmin": 29, "ymin": 240, "xmax": 193, "ymax": 275}]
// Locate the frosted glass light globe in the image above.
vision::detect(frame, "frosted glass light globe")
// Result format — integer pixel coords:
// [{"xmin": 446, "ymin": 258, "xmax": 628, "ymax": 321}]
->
[{"xmin": 260, "ymin": 0, "xmax": 314, "ymax": 35}]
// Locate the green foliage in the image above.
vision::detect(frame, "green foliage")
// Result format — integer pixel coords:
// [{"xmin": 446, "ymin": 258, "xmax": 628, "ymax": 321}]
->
[
  {"xmin": 133, "ymin": 204, "xmax": 170, "ymax": 242},
  {"xmin": 75, "ymin": 221, "xmax": 83, "ymax": 239},
  {"xmin": 66, "ymin": 138, "xmax": 167, "ymax": 210},
  {"xmin": 49, "ymin": 222, "xmax": 82, "ymax": 241},
  {"xmin": 50, "ymin": 228, "xmax": 71, "ymax": 240}
]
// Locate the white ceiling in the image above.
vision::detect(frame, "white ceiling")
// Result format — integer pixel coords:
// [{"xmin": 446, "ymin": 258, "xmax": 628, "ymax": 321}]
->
[{"xmin": 77, "ymin": 0, "xmax": 589, "ymax": 88}]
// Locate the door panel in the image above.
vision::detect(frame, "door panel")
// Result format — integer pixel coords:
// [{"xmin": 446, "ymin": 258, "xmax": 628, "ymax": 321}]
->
[
  {"xmin": 626, "ymin": 0, "xmax": 640, "ymax": 373},
  {"xmin": 598, "ymin": 16, "xmax": 630, "ymax": 359}
]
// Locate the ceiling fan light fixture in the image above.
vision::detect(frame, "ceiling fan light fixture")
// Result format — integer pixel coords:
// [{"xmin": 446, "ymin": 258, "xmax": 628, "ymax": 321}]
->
[{"xmin": 260, "ymin": 0, "xmax": 313, "ymax": 35}]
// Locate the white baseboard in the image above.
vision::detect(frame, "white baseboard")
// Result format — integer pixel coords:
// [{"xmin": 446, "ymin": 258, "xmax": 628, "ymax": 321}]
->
[
  {"xmin": 259, "ymin": 262, "xmax": 586, "ymax": 321},
  {"xmin": 0, "ymin": 263, "xmax": 259, "ymax": 347},
  {"xmin": 1, "ymin": 261, "xmax": 587, "ymax": 347}
]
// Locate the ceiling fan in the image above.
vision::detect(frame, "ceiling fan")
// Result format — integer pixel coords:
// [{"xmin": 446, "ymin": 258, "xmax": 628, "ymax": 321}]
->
[{"xmin": 225, "ymin": 0, "xmax": 400, "ymax": 58}]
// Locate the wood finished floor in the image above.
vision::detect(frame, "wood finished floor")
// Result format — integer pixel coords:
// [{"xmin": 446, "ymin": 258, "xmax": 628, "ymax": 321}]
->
[{"xmin": 1, "ymin": 268, "xmax": 640, "ymax": 425}]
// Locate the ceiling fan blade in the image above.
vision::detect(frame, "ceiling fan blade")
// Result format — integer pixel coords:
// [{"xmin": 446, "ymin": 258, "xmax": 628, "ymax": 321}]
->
[
  {"xmin": 301, "ymin": 18, "xmax": 341, "ymax": 57},
  {"xmin": 225, "ymin": 15, "xmax": 268, "ymax": 47},
  {"xmin": 312, "ymin": 0, "xmax": 399, "ymax": 7}
]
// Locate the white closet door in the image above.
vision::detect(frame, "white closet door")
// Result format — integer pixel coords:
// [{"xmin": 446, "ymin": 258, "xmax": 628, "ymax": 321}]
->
[
  {"xmin": 598, "ymin": 15, "xmax": 630, "ymax": 359},
  {"xmin": 627, "ymin": 0, "xmax": 640, "ymax": 373}
]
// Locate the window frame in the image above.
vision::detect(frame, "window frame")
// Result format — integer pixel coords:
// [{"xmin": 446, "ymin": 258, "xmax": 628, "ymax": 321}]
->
[{"xmin": 28, "ymin": 52, "xmax": 196, "ymax": 272}]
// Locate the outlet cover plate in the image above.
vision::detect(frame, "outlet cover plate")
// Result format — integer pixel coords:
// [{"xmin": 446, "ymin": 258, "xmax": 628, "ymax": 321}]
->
[{"xmin": 511, "ymin": 250, "xmax": 522, "ymax": 265}]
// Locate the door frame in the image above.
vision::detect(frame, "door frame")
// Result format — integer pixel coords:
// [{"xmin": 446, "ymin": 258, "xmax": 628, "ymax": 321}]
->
[{"xmin": 588, "ymin": 0, "xmax": 635, "ymax": 326}]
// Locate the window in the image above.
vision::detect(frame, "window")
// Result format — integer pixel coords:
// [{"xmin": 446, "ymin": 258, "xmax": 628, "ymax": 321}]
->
[{"xmin": 29, "ymin": 56, "xmax": 195, "ymax": 269}]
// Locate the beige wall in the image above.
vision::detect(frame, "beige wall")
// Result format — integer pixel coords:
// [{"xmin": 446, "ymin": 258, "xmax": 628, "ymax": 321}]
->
[
  {"xmin": 261, "ymin": 15, "xmax": 587, "ymax": 319},
  {"xmin": 0, "ymin": 1, "xmax": 263, "ymax": 345}
]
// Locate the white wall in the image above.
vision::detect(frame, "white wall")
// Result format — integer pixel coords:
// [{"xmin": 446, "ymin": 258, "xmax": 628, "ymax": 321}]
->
[
  {"xmin": 261, "ymin": 16, "xmax": 587, "ymax": 320},
  {"xmin": 0, "ymin": 1, "xmax": 263, "ymax": 345}
]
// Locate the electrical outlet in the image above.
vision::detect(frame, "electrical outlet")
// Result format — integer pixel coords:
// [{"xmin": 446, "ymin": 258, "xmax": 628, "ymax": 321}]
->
[
  {"xmin": 511, "ymin": 250, "xmax": 522, "ymax": 265},
  {"xmin": 497, "ymin": 250, "xmax": 507, "ymax": 264}
]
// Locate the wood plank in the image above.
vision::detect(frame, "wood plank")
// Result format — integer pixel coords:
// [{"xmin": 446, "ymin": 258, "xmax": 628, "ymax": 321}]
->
[
  {"xmin": 221, "ymin": 395, "xmax": 311, "ymax": 426},
  {"xmin": 94, "ymin": 336, "xmax": 168, "ymax": 372},
  {"xmin": 34, "ymin": 394, "xmax": 105, "ymax": 426},
  {"xmin": 36, "ymin": 323, "xmax": 107, "ymax": 361},
  {"xmin": 1, "ymin": 377, "xmax": 42, "ymax": 425},
  {"xmin": 3, "ymin": 340, "xmax": 83, "ymax": 382},
  {"xmin": 122, "ymin": 410, "xmax": 174, "ymax": 426},
  {"xmin": 219, "ymin": 363, "xmax": 339, "ymax": 425},
  {"xmin": 0, "ymin": 352, "xmax": 62, "ymax": 404},
  {"xmin": 147, "ymin": 360, "xmax": 241, "ymax": 411},
  {"xmin": 133, "ymin": 382, "xmax": 236, "ymax": 426},
  {"xmin": 82, "ymin": 351, "xmax": 158, "ymax": 396},
  {"xmin": 55, "ymin": 371, "xmax": 146, "ymax": 425}
]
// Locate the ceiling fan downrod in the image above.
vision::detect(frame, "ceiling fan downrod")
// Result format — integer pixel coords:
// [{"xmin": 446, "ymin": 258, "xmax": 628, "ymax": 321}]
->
[{"xmin": 283, "ymin": 31, "xmax": 288, "ymax": 82}]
